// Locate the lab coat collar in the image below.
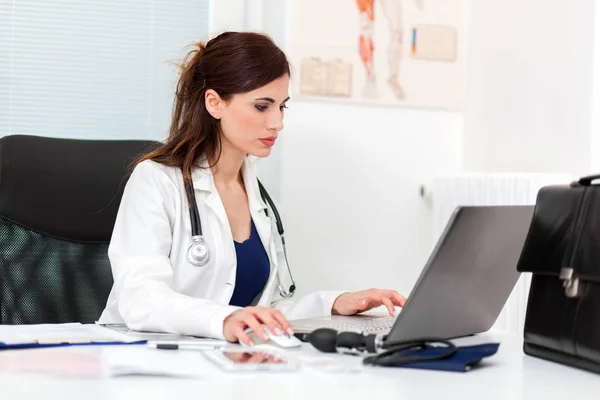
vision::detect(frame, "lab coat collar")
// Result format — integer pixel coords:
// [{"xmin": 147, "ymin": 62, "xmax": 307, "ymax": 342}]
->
[
  {"xmin": 190, "ymin": 158, "xmax": 213, "ymax": 193},
  {"xmin": 190, "ymin": 156, "xmax": 268, "ymax": 212},
  {"xmin": 242, "ymin": 157, "xmax": 268, "ymax": 213}
]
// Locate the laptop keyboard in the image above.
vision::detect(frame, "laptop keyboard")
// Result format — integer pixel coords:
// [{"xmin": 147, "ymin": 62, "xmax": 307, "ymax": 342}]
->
[{"xmin": 320, "ymin": 316, "xmax": 397, "ymax": 333}]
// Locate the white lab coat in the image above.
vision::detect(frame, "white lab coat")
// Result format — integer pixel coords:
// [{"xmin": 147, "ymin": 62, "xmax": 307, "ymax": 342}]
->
[{"xmin": 98, "ymin": 157, "xmax": 344, "ymax": 339}]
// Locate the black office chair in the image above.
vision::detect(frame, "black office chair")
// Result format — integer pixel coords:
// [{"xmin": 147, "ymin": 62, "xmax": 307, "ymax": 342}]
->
[{"xmin": 0, "ymin": 135, "xmax": 161, "ymax": 324}]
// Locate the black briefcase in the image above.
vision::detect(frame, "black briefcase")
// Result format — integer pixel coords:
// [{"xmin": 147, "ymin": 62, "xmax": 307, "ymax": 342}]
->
[{"xmin": 516, "ymin": 174, "xmax": 600, "ymax": 373}]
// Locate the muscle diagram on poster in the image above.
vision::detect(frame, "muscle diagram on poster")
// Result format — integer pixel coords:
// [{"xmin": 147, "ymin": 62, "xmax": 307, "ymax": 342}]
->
[{"xmin": 289, "ymin": 0, "xmax": 466, "ymax": 110}]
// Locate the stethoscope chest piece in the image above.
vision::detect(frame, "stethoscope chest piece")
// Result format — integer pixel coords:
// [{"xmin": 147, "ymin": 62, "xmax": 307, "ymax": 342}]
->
[{"xmin": 188, "ymin": 235, "xmax": 210, "ymax": 266}]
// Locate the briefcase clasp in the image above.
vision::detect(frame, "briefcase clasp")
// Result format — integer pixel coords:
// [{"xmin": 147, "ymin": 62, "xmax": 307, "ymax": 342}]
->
[{"xmin": 559, "ymin": 267, "xmax": 580, "ymax": 298}]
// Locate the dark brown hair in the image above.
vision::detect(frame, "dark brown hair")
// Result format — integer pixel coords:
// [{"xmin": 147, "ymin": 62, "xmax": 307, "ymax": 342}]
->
[{"xmin": 137, "ymin": 31, "xmax": 291, "ymax": 186}]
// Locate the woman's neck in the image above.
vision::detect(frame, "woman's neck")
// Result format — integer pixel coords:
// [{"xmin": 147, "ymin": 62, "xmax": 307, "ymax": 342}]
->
[{"xmin": 210, "ymin": 139, "xmax": 245, "ymax": 187}]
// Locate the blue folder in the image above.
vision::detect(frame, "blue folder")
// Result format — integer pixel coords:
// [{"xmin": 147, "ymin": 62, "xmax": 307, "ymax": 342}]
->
[
  {"xmin": 0, "ymin": 323, "xmax": 149, "ymax": 351},
  {"xmin": 386, "ymin": 343, "xmax": 500, "ymax": 372},
  {"xmin": 0, "ymin": 340, "xmax": 147, "ymax": 351}
]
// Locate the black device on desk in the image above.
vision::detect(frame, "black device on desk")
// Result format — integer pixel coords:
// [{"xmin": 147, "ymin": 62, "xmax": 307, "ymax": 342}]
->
[{"xmin": 305, "ymin": 328, "xmax": 500, "ymax": 372}]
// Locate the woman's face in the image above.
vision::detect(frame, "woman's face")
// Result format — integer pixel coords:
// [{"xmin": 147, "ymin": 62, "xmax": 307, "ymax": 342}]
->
[{"xmin": 216, "ymin": 75, "xmax": 290, "ymax": 158}]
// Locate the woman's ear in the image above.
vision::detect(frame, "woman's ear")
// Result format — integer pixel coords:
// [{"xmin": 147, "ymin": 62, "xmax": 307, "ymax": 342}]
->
[{"xmin": 205, "ymin": 89, "xmax": 222, "ymax": 119}]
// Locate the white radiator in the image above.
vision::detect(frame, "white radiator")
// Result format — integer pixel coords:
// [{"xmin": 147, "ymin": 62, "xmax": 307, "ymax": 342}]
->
[{"xmin": 427, "ymin": 173, "xmax": 573, "ymax": 334}]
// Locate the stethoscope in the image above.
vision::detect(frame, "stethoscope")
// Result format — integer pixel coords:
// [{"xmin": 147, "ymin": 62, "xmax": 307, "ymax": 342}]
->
[{"xmin": 183, "ymin": 176, "xmax": 296, "ymax": 299}]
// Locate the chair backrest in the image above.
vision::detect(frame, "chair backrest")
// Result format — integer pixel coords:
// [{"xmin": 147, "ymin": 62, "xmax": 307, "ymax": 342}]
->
[{"xmin": 0, "ymin": 135, "xmax": 161, "ymax": 324}]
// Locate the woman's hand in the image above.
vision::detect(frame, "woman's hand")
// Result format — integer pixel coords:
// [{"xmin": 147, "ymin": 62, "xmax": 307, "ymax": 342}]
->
[
  {"xmin": 331, "ymin": 289, "xmax": 407, "ymax": 316},
  {"xmin": 223, "ymin": 306, "xmax": 293, "ymax": 346}
]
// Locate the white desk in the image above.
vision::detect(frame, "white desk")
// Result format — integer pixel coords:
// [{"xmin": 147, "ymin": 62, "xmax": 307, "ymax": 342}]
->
[{"xmin": 0, "ymin": 332, "xmax": 598, "ymax": 400}]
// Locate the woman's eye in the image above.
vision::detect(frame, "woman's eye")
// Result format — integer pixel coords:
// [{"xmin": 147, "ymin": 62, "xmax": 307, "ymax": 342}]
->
[
  {"xmin": 280, "ymin": 104, "xmax": 288, "ymax": 111},
  {"xmin": 255, "ymin": 105, "xmax": 268, "ymax": 112}
]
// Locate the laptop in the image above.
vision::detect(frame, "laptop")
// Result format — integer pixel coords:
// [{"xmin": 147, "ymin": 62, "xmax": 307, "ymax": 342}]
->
[{"xmin": 291, "ymin": 205, "xmax": 534, "ymax": 343}]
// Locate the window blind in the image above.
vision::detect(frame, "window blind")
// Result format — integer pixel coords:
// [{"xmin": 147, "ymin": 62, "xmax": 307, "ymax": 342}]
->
[{"xmin": 0, "ymin": 0, "xmax": 211, "ymax": 140}]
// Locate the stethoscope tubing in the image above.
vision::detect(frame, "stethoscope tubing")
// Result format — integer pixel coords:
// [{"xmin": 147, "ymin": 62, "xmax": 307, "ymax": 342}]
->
[{"xmin": 183, "ymin": 173, "xmax": 296, "ymax": 298}]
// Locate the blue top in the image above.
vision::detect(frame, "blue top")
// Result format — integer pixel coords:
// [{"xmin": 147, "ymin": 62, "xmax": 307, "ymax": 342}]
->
[{"xmin": 229, "ymin": 219, "xmax": 270, "ymax": 307}]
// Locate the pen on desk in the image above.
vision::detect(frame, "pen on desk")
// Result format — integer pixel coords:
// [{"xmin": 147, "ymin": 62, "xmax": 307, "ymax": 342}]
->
[{"xmin": 147, "ymin": 343, "xmax": 223, "ymax": 350}]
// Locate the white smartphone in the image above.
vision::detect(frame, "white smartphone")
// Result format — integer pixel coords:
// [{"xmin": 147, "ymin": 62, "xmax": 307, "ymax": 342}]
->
[{"xmin": 202, "ymin": 348, "xmax": 299, "ymax": 372}]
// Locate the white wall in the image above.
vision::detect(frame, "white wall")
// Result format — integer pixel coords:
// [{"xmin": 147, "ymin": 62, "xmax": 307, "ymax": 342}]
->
[
  {"xmin": 464, "ymin": 0, "xmax": 595, "ymax": 176},
  {"xmin": 210, "ymin": 0, "xmax": 246, "ymax": 34},
  {"xmin": 280, "ymin": 104, "xmax": 463, "ymax": 297}
]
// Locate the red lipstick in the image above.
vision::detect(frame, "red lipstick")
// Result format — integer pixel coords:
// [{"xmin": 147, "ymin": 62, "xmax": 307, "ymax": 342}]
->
[{"xmin": 259, "ymin": 136, "xmax": 276, "ymax": 147}]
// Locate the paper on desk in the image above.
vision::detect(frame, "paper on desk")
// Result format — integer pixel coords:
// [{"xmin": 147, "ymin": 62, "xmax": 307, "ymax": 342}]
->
[
  {"xmin": 0, "ymin": 347, "xmax": 106, "ymax": 378},
  {"xmin": 0, "ymin": 323, "xmax": 140, "ymax": 345},
  {"xmin": 0, "ymin": 345, "xmax": 214, "ymax": 378},
  {"xmin": 100, "ymin": 346, "xmax": 212, "ymax": 378},
  {"xmin": 99, "ymin": 323, "xmax": 224, "ymax": 345}
]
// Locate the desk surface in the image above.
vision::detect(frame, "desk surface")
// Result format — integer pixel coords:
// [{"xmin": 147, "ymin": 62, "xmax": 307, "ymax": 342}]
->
[{"xmin": 0, "ymin": 332, "xmax": 598, "ymax": 400}]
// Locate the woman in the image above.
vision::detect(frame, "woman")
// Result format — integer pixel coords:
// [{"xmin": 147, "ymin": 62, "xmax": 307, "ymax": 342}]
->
[{"xmin": 98, "ymin": 31, "xmax": 406, "ymax": 346}]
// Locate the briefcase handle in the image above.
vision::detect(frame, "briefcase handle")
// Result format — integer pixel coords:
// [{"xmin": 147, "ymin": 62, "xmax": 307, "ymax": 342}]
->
[{"xmin": 575, "ymin": 174, "xmax": 600, "ymax": 186}]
